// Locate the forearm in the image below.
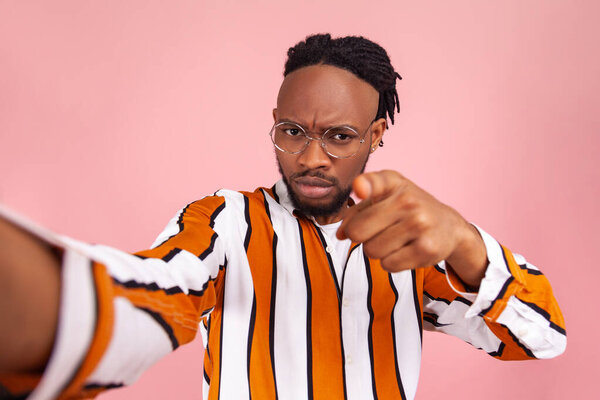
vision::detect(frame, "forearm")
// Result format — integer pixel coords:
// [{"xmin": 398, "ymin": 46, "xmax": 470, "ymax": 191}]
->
[{"xmin": 0, "ymin": 216, "xmax": 60, "ymax": 373}]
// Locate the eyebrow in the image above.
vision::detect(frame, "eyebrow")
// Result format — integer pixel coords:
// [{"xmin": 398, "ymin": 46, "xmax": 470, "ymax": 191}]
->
[{"xmin": 277, "ymin": 119, "xmax": 361, "ymax": 132}]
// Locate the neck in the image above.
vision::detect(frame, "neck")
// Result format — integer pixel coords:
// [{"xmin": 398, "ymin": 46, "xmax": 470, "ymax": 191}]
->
[{"xmin": 314, "ymin": 213, "xmax": 344, "ymax": 225}]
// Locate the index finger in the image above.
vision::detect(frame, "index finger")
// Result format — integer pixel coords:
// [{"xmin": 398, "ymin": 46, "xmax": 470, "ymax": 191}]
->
[
  {"xmin": 336, "ymin": 171, "xmax": 404, "ymax": 240},
  {"xmin": 353, "ymin": 170, "xmax": 403, "ymax": 203}
]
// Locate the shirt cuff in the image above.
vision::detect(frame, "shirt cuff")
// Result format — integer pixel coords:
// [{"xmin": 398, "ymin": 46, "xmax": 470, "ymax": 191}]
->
[{"xmin": 442, "ymin": 224, "xmax": 524, "ymax": 320}]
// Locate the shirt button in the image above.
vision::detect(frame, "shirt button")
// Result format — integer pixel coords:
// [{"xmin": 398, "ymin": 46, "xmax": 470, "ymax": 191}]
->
[
  {"xmin": 326, "ymin": 246, "xmax": 332, "ymax": 253},
  {"xmin": 346, "ymin": 355, "xmax": 352, "ymax": 364},
  {"xmin": 342, "ymin": 298, "xmax": 349, "ymax": 307}
]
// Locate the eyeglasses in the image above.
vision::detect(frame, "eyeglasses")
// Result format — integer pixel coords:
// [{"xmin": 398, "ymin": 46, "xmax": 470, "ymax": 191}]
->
[{"xmin": 269, "ymin": 121, "xmax": 371, "ymax": 159}]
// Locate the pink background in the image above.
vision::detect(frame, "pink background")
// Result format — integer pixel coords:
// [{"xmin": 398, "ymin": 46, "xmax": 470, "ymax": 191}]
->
[{"xmin": 0, "ymin": 1, "xmax": 597, "ymax": 399}]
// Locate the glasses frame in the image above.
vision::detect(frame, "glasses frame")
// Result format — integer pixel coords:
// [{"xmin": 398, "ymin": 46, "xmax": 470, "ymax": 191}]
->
[{"xmin": 269, "ymin": 120, "xmax": 373, "ymax": 159}]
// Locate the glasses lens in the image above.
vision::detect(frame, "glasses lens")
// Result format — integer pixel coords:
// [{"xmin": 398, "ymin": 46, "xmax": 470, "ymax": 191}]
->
[
  {"xmin": 272, "ymin": 123, "xmax": 307, "ymax": 153},
  {"xmin": 323, "ymin": 127, "xmax": 362, "ymax": 158}
]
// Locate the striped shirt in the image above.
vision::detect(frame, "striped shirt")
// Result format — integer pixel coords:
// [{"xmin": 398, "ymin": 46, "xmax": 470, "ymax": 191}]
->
[{"xmin": 0, "ymin": 180, "xmax": 566, "ymax": 399}]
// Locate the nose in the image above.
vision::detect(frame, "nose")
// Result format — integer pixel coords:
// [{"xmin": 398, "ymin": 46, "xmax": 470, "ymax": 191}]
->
[{"xmin": 297, "ymin": 137, "xmax": 332, "ymax": 170}]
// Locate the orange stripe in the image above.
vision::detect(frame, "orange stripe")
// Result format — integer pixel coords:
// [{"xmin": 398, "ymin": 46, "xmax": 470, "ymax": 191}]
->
[
  {"xmin": 368, "ymin": 260, "xmax": 405, "ymax": 399},
  {"xmin": 112, "ymin": 286, "xmax": 205, "ymax": 346},
  {"xmin": 300, "ymin": 218, "xmax": 345, "ymax": 400},
  {"xmin": 503, "ymin": 247, "xmax": 565, "ymax": 332},
  {"xmin": 423, "ymin": 265, "xmax": 466, "ymax": 304},
  {"xmin": 484, "ymin": 322, "xmax": 535, "ymax": 360},
  {"xmin": 136, "ymin": 196, "xmax": 226, "ymax": 259},
  {"xmin": 206, "ymin": 275, "xmax": 226, "ymax": 400},
  {"xmin": 0, "ymin": 373, "xmax": 41, "ymax": 397},
  {"xmin": 59, "ymin": 262, "xmax": 115, "ymax": 399},
  {"xmin": 414, "ymin": 268, "xmax": 425, "ymax": 322},
  {"xmin": 245, "ymin": 189, "xmax": 277, "ymax": 399}
]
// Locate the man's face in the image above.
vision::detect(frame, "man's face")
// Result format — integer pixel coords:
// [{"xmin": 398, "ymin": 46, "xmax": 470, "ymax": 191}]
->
[{"xmin": 273, "ymin": 64, "xmax": 385, "ymax": 223}]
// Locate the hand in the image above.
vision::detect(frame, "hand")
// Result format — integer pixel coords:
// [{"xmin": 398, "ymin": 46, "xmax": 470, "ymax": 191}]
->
[{"xmin": 337, "ymin": 170, "xmax": 487, "ymax": 288}]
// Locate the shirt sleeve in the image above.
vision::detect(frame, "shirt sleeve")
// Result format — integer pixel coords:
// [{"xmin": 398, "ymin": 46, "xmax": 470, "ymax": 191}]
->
[
  {"xmin": 421, "ymin": 225, "xmax": 566, "ymax": 360},
  {"xmin": 0, "ymin": 196, "xmax": 228, "ymax": 400}
]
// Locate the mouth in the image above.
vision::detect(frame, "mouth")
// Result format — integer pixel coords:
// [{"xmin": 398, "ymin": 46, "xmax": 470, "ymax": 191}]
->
[{"xmin": 293, "ymin": 176, "xmax": 335, "ymax": 199}]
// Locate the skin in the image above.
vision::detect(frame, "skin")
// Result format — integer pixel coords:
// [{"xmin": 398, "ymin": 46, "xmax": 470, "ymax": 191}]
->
[
  {"xmin": 0, "ymin": 217, "xmax": 59, "ymax": 373},
  {"xmin": 274, "ymin": 64, "xmax": 385, "ymax": 225},
  {"xmin": 275, "ymin": 64, "xmax": 487, "ymax": 288},
  {"xmin": 0, "ymin": 63, "xmax": 487, "ymax": 375}
]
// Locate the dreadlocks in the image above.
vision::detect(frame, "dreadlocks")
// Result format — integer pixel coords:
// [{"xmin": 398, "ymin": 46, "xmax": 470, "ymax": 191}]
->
[{"xmin": 284, "ymin": 33, "xmax": 402, "ymax": 142}]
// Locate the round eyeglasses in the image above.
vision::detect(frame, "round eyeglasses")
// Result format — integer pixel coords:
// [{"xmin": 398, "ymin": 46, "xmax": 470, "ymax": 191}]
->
[{"xmin": 269, "ymin": 121, "xmax": 371, "ymax": 159}]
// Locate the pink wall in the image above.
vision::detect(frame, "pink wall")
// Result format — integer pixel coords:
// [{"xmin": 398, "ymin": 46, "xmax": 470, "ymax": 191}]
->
[{"xmin": 1, "ymin": 1, "xmax": 597, "ymax": 399}]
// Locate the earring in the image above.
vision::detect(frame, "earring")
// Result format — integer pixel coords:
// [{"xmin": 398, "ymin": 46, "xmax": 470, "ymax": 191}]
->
[{"xmin": 371, "ymin": 146, "xmax": 376, "ymax": 152}]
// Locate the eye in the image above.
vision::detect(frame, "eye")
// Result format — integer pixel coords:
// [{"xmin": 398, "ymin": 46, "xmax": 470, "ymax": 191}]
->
[
  {"xmin": 277, "ymin": 123, "xmax": 305, "ymax": 138},
  {"xmin": 325, "ymin": 128, "xmax": 359, "ymax": 143},
  {"xmin": 284, "ymin": 128, "xmax": 302, "ymax": 136}
]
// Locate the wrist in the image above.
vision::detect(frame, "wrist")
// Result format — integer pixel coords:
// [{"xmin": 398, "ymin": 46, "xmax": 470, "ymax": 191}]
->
[{"xmin": 446, "ymin": 221, "xmax": 488, "ymax": 289}]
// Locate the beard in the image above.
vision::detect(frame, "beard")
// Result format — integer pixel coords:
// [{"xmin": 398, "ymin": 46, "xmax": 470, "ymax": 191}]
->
[{"xmin": 277, "ymin": 157, "xmax": 368, "ymax": 218}]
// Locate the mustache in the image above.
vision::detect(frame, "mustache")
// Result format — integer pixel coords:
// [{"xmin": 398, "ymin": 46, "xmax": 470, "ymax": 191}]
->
[{"xmin": 289, "ymin": 170, "xmax": 339, "ymax": 185}]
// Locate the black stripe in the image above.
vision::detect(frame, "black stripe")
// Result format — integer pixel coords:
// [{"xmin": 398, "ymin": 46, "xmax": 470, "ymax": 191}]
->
[
  {"xmin": 487, "ymin": 342, "xmax": 505, "ymax": 357},
  {"xmin": 387, "ymin": 274, "xmax": 407, "ymax": 400},
  {"xmin": 454, "ymin": 297, "xmax": 473, "ymax": 306},
  {"xmin": 434, "ymin": 263, "xmax": 445, "ymax": 274},
  {"xmin": 499, "ymin": 242, "xmax": 512, "ymax": 273},
  {"xmin": 155, "ymin": 202, "xmax": 196, "ymax": 247},
  {"xmin": 199, "ymin": 233, "xmax": 218, "ymax": 260},
  {"xmin": 364, "ymin": 255, "xmax": 379, "ymax": 400},
  {"xmin": 423, "ymin": 290, "xmax": 450, "ymax": 305},
  {"xmin": 297, "ymin": 220, "xmax": 314, "ymax": 400},
  {"xmin": 209, "ymin": 202, "xmax": 226, "ymax": 228},
  {"xmin": 313, "ymin": 224, "xmax": 342, "ymax": 299},
  {"xmin": 503, "ymin": 323, "xmax": 536, "ymax": 358},
  {"xmin": 516, "ymin": 298, "xmax": 567, "ymax": 335},
  {"xmin": 137, "ymin": 306, "xmax": 179, "ymax": 350},
  {"xmin": 200, "ymin": 306, "xmax": 214, "ymax": 317},
  {"xmin": 247, "ymin": 294, "xmax": 257, "ymax": 400},
  {"xmin": 161, "ymin": 247, "xmax": 181, "ymax": 262},
  {"xmin": 518, "ymin": 263, "xmax": 543, "ymax": 275},
  {"xmin": 479, "ymin": 276, "xmax": 515, "ymax": 316},
  {"xmin": 114, "ymin": 268, "xmax": 221, "ymax": 304},
  {"xmin": 198, "ymin": 200, "xmax": 225, "ymax": 260},
  {"xmin": 204, "ymin": 368, "xmax": 211, "ymax": 385},
  {"xmin": 217, "ymin": 257, "xmax": 227, "ymax": 400},
  {"xmin": 411, "ymin": 270, "xmax": 423, "ymax": 345},
  {"xmin": 83, "ymin": 382, "xmax": 124, "ymax": 390},
  {"xmin": 422, "ymin": 290, "xmax": 473, "ymax": 307},
  {"xmin": 422, "ymin": 311, "xmax": 452, "ymax": 327},
  {"xmin": 205, "ymin": 315, "xmax": 212, "ymax": 361},
  {"xmin": 243, "ymin": 195, "xmax": 252, "ymax": 252},
  {"xmin": 270, "ymin": 184, "xmax": 280, "ymax": 203},
  {"xmin": 262, "ymin": 190, "xmax": 280, "ymax": 400}
]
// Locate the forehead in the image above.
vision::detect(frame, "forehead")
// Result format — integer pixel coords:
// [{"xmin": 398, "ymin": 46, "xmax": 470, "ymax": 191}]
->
[{"xmin": 276, "ymin": 65, "xmax": 379, "ymax": 127}]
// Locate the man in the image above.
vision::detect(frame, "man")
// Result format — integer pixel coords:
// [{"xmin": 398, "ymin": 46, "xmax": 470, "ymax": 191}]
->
[{"xmin": 0, "ymin": 34, "xmax": 565, "ymax": 400}]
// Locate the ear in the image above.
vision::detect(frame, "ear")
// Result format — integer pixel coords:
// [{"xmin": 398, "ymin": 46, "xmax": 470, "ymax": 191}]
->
[
  {"xmin": 369, "ymin": 118, "xmax": 387, "ymax": 151},
  {"xmin": 272, "ymin": 108, "xmax": 278, "ymax": 122}
]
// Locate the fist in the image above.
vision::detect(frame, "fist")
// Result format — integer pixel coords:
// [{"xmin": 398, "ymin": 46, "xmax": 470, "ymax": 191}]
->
[{"xmin": 337, "ymin": 170, "xmax": 486, "ymax": 285}]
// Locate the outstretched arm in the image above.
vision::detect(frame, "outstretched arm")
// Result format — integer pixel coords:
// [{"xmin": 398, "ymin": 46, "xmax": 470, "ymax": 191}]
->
[{"xmin": 0, "ymin": 195, "xmax": 228, "ymax": 399}]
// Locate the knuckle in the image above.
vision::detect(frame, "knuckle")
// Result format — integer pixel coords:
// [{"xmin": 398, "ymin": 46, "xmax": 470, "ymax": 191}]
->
[
  {"xmin": 416, "ymin": 237, "xmax": 437, "ymax": 257},
  {"xmin": 412, "ymin": 212, "xmax": 430, "ymax": 231}
]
